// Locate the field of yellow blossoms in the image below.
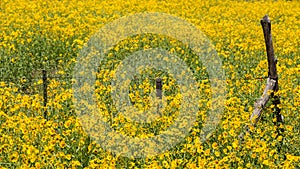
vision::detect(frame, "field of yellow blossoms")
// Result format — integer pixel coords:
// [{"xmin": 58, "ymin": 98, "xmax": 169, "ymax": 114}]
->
[{"xmin": 1, "ymin": 0, "xmax": 300, "ymax": 168}]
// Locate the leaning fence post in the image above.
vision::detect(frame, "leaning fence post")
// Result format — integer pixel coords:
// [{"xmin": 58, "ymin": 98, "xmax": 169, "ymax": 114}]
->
[
  {"xmin": 260, "ymin": 15, "xmax": 284, "ymax": 127},
  {"xmin": 239, "ymin": 15, "xmax": 284, "ymax": 140},
  {"xmin": 42, "ymin": 69, "xmax": 48, "ymax": 119}
]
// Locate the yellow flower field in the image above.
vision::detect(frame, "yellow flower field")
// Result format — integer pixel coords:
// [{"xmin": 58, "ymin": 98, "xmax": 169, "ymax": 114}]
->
[{"xmin": 0, "ymin": 0, "xmax": 300, "ymax": 168}]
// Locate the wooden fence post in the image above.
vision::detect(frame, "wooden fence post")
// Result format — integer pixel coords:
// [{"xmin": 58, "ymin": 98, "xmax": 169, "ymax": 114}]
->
[
  {"xmin": 156, "ymin": 78, "xmax": 162, "ymax": 115},
  {"xmin": 42, "ymin": 69, "xmax": 48, "ymax": 119},
  {"xmin": 260, "ymin": 15, "xmax": 284, "ymax": 126},
  {"xmin": 156, "ymin": 78, "xmax": 162, "ymax": 99},
  {"xmin": 239, "ymin": 15, "xmax": 284, "ymax": 140}
]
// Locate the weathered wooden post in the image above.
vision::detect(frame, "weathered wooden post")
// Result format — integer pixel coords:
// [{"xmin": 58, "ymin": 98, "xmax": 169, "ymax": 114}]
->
[
  {"xmin": 239, "ymin": 15, "xmax": 284, "ymax": 140},
  {"xmin": 156, "ymin": 78, "xmax": 162, "ymax": 115},
  {"xmin": 260, "ymin": 15, "xmax": 284, "ymax": 126},
  {"xmin": 156, "ymin": 78, "xmax": 162, "ymax": 99},
  {"xmin": 250, "ymin": 15, "xmax": 284, "ymax": 126},
  {"xmin": 42, "ymin": 69, "xmax": 48, "ymax": 119}
]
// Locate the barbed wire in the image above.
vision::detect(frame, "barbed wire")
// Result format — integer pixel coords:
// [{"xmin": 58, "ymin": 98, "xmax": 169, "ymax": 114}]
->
[
  {"xmin": 0, "ymin": 68, "xmax": 269, "ymax": 120},
  {"xmin": 0, "ymin": 75, "xmax": 268, "ymax": 82},
  {"xmin": 0, "ymin": 76, "xmax": 268, "ymax": 84}
]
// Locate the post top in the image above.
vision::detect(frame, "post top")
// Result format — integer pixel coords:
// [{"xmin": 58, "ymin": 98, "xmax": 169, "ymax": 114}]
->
[
  {"xmin": 156, "ymin": 78, "xmax": 162, "ymax": 83},
  {"xmin": 261, "ymin": 14, "xmax": 270, "ymax": 23}
]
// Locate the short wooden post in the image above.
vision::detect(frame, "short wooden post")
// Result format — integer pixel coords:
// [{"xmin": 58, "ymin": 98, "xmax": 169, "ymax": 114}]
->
[
  {"xmin": 156, "ymin": 78, "xmax": 162, "ymax": 115},
  {"xmin": 42, "ymin": 69, "xmax": 48, "ymax": 119},
  {"xmin": 156, "ymin": 78, "xmax": 162, "ymax": 99}
]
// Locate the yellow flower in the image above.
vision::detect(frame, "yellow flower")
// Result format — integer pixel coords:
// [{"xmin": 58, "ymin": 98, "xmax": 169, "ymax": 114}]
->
[
  {"xmin": 59, "ymin": 140, "xmax": 67, "ymax": 149},
  {"xmin": 162, "ymin": 160, "xmax": 169, "ymax": 168},
  {"xmin": 229, "ymin": 129, "xmax": 236, "ymax": 137},
  {"xmin": 71, "ymin": 160, "xmax": 81, "ymax": 167},
  {"xmin": 204, "ymin": 149, "xmax": 210, "ymax": 156},
  {"xmin": 9, "ymin": 151, "xmax": 19, "ymax": 163},
  {"xmin": 214, "ymin": 151, "xmax": 220, "ymax": 157},
  {"xmin": 64, "ymin": 120, "xmax": 71, "ymax": 128},
  {"xmin": 232, "ymin": 140, "xmax": 238, "ymax": 149},
  {"xmin": 35, "ymin": 162, "xmax": 41, "ymax": 169},
  {"xmin": 65, "ymin": 154, "xmax": 72, "ymax": 160},
  {"xmin": 212, "ymin": 142, "xmax": 218, "ymax": 149}
]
